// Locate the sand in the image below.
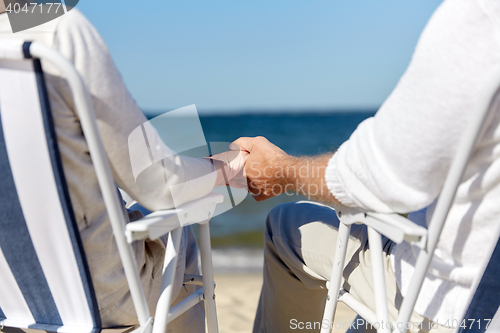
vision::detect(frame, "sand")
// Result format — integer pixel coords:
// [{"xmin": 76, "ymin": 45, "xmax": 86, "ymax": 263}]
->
[{"xmin": 214, "ymin": 273, "xmax": 357, "ymax": 333}]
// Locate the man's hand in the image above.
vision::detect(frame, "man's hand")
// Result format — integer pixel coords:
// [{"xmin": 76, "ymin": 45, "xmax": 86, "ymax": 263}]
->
[
  {"xmin": 232, "ymin": 136, "xmax": 338, "ymax": 204},
  {"xmin": 232, "ymin": 136, "xmax": 292, "ymax": 201}
]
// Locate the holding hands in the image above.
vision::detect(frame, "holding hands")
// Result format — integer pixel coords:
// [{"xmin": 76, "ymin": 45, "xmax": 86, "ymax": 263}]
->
[
  {"xmin": 232, "ymin": 137, "xmax": 293, "ymax": 201},
  {"xmin": 209, "ymin": 148, "xmax": 249, "ymax": 189},
  {"xmin": 210, "ymin": 136, "xmax": 337, "ymax": 204}
]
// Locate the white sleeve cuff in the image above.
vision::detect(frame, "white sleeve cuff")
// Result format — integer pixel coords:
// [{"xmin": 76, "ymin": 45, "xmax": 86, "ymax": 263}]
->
[{"xmin": 325, "ymin": 152, "xmax": 359, "ymax": 207}]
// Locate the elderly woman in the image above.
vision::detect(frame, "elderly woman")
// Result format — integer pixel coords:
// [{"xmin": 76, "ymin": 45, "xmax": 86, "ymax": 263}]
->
[{"xmin": 0, "ymin": 3, "xmax": 246, "ymax": 331}]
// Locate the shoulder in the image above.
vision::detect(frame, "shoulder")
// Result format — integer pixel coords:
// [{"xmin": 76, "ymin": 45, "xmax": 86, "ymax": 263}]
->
[
  {"xmin": 56, "ymin": 9, "xmax": 94, "ymax": 33},
  {"xmin": 53, "ymin": 8, "xmax": 108, "ymax": 62}
]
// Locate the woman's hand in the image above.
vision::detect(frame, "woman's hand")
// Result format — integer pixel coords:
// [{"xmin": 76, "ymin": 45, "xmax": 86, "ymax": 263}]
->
[{"xmin": 208, "ymin": 147, "xmax": 249, "ymax": 189}]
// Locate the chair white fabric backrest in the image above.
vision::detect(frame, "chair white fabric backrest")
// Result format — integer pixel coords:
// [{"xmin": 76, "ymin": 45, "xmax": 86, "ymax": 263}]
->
[
  {"xmin": 0, "ymin": 40, "xmax": 100, "ymax": 333},
  {"xmin": 321, "ymin": 68, "xmax": 500, "ymax": 333},
  {"xmin": 0, "ymin": 39, "xmax": 222, "ymax": 333}
]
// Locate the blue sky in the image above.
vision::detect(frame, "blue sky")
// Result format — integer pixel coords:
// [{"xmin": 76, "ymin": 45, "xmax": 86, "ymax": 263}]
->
[{"xmin": 77, "ymin": 0, "xmax": 442, "ymax": 114}]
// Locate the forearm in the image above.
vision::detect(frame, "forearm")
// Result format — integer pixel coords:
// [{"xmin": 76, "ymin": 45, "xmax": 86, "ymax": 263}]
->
[{"xmin": 283, "ymin": 154, "xmax": 339, "ymax": 204}]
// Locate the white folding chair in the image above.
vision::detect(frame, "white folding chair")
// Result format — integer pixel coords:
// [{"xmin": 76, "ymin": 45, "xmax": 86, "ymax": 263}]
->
[
  {"xmin": 321, "ymin": 69, "xmax": 500, "ymax": 333},
  {"xmin": 0, "ymin": 39, "xmax": 221, "ymax": 333}
]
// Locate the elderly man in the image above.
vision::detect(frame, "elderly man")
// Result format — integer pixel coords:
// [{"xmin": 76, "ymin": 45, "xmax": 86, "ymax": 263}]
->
[
  {"xmin": 235, "ymin": 0, "xmax": 500, "ymax": 332},
  {"xmin": 0, "ymin": 2, "xmax": 246, "ymax": 331}
]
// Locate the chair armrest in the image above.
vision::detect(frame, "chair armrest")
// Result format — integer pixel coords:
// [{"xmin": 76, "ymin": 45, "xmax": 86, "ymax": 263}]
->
[
  {"xmin": 334, "ymin": 204, "xmax": 427, "ymax": 245},
  {"xmin": 125, "ymin": 193, "xmax": 224, "ymax": 243}
]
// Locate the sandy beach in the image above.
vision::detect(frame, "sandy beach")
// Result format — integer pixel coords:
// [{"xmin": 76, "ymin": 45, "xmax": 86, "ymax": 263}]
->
[{"xmin": 215, "ymin": 272, "xmax": 357, "ymax": 333}]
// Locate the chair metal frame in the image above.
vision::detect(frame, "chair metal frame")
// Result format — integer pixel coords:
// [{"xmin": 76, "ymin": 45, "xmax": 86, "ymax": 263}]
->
[
  {"xmin": 1, "ymin": 40, "xmax": 221, "ymax": 333},
  {"xmin": 321, "ymin": 69, "xmax": 500, "ymax": 333}
]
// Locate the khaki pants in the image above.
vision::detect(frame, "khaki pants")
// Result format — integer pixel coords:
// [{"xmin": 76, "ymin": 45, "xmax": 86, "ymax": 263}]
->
[{"xmin": 253, "ymin": 201, "xmax": 453, "ymax": 333}]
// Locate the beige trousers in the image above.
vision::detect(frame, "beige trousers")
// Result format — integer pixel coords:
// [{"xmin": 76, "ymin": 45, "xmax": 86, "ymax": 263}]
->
[{"xmin": 253, "ymin": 201, "xmax": 453, "ymax": 333}]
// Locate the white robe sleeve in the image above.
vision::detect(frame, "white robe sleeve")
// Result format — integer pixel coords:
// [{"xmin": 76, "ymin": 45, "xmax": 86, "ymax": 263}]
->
[{"xmin": 325, "ymin": 0, "xmax": 500, "ymax": 213}]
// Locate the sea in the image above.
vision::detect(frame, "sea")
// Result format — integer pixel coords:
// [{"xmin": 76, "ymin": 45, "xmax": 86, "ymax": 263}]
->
[{"xmin": 146, "ymin": 111, "xmax": 376, "ymax": 270}]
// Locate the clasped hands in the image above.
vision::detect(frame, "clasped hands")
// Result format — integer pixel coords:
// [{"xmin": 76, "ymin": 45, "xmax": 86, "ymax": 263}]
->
[
  {"xmin": 209, "ymin": 136, "xmax": 335, "ymax": 203},
  {"xmin": 209, "ymin": 137, "xmax": 299, "ymax": 201}
]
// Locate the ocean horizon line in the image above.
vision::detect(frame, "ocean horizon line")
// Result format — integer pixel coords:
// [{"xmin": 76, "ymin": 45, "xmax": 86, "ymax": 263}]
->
[{"xmin": 143, "ymin": 107, "xmax": 377, "ymax": 118}]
